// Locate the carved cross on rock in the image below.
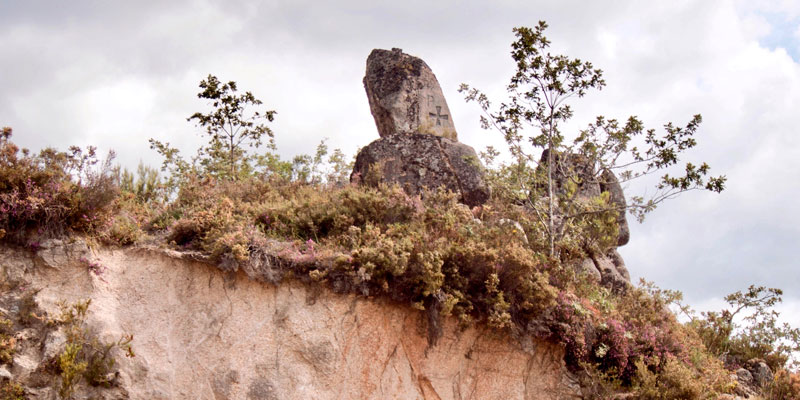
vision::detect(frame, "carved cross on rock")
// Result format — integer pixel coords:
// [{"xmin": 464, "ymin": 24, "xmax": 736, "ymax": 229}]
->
[
  {"xmin": 363, "ymin": 48, "xmax": 458, "ymax": 141},
  {"xmin": 429, "ymin": 106, "xmax": 449, "ymax": 126},
  {"xmin": 352, "ymin": 48, "xmax": 490, "ymax": 207}
]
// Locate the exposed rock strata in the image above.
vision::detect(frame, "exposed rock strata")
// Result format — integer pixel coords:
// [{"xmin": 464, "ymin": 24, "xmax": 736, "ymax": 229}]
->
[{"xmin": 1, "ymin": 241, "xmax": 579, "ymax": 399}]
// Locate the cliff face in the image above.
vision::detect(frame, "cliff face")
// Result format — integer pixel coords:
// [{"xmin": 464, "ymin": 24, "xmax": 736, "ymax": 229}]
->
[{"xmin": 0, "ymin": 241, "xmax": 578, "ymax": 399}]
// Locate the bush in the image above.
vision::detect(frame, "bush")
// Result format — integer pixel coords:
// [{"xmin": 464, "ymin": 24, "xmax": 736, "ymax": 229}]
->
[
  {"xmin": 0, "ymin": 316, "xmax": 14, "ymax": 365},
  {"xmin": 768, "ymin": 369, "xmax": 800, "ymax": 400},
  {"xmin": 689, "ymin": 286, "xmax": 800, "ymax": 371},
  {"xmin": 53, "ymin": 300, "xmax": 134, "ymax": 398},
  {"xmin": 0, "ymin": 381, "xmax": 25, "ymax": 400},
  {"xmin": 0, "ymin": 128, "xmax": 118, "ymax": 242}
]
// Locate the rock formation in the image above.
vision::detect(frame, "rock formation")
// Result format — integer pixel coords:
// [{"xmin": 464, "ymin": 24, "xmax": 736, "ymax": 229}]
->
[
  {"xmin": 0, "ymin": 241, "xmax": 580, "ymax": 399},
  {"xmin": 351, "ymin": 132, "xmax": 489, "ymax": 207},
  {"xmin": 364, "ymin": 48, "xmax": 457, "ymax": 140},
  {"xmin": 537, "ymin": 150, "xmax": 632, "ymax": 289},
  {"xmin": 353, "ymin": 48, "xmax": 490, "ymax": 207}
]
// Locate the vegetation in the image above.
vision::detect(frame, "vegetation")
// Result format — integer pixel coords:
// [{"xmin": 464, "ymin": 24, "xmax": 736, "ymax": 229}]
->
[
  {"xmin": 53, "ymin": 300, "xmax": 134, "ymax": 399},
  {"xmin": 0, "ymin": 315, "xmax": 14, "ymax": 365},
  {"xmin": 0, "ymin": 127, "xmax": 118, "ymax": 242},
  {"xmin": 0, "ymin": 381, "xmax": 25, "ymax": 400},
  {"xmin": 460, "ymin": 21, "xmax": 725, "ymax": 256},
  {"xmin": 0, "ymin": 22, "xmax": 796, "ymax": 400}
]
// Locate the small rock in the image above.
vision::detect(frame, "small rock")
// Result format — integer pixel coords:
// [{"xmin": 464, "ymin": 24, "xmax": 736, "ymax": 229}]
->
[
  {"xmin": 14, "ymin": 328, "xmax": 36, "ymax": 342},
  {"xmin": 607, "ymin": 249, "xmax": 630, "ymax": 281},
  {"xmin": 735, "ymin": 368, "xmax": 753, "ymax": 385},
  {"xmin": 746, "ymin": 359, "xmax": 773, "ymax": 388},
  {"xmin": 36, "ymin": 238, "xmax": 90, "ymax": 269},
  {"xmin": 593, "ymin": 252, "xmax": 630, "ymax": 292},
  {"xmin": 578, "ymin": 258, "xmax": 602, "ymax": 282},
  {"xmin": 42, "ymin": 329, "xmax": 67, "ymax": 360},
  {"xmin": 12, "ymin": 352, "xmax": 39, "ymax": 380},
  {"xmin": 732, "ymin": 369, "xmax": 757, "ymax": 398},
  {"xmin": 0, "ymin": 365, "xmax": 11, "ymax": 380}
]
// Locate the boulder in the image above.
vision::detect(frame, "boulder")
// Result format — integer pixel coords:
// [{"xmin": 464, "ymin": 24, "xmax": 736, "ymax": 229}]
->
[
  {"xmin": 733, "ymin": 368, "xmax": 758, "ymax": 398},
  {"xmin": 600, "ymin": 169, "xmax": 630, "ymax": 247},
  {"xmin": 592, "ymin": 249, "xmax": 630, "ymax": 292},
  {"xmin": 364, "ymin": 48, "xmax": 458, "ymax": 141},
  {"xmin": 351, "ymin": 132, "xmax": 490, "ymax": 207},
  {"xmin": 745, "ymin": 359, "xmax": 773, "ymax": 388},
  {"xmin": 573, "ymin": 258, "xmax": 601, "ymax": 282},
  {"xmin": 538, "ymin": 150, "xmax": 630, "ymax": 247}
]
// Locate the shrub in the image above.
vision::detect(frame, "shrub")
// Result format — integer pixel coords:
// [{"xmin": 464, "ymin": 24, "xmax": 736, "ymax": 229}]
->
[
  {"xmin": 768, "ymin": 369, "xmax": 800, "ymax": 400},
  {"xmin": 0, "ymin": 381, "xmax": 25, "ymax": 400},
  {"xmin": 689, "ymin": 285, "xmax": 800, "ymax": 371},
  {"xmin": 0, "ymin": 128, "xmax": 118, "ymax": 242},
  {"xmin": 53, "ymin": 300, "xmax": 134, "ymax": 398},
  {"xmin": 634, "ymin": 357, "xmax": 705, "ymax": 400},
  {"xmin": 0, "ymin": 316, "xmax": 14, "ymax": 365}
]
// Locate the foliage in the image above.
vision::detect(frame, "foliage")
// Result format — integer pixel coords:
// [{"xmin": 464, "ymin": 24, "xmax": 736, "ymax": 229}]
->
[
  {"xmin": 0, "ymin": 127, "xmax": 118, "ymax": 242},
  {"xmin": 767, "ymin": 369, "xmax": 800, "ymax": 399},
  {"xmin": 634, "ymin": 357, "xmax": 707, "ymax": 400},
  {"xmin": 54, "ymin": 300, "xmax": 134, "ymax": 399},
  {"xmin": 461, "ymin": 21, "xmax": 725, "ymax": 256},
  {"xmin": 149, "ymin": 171, "xmax": 741, "ymax": 395},
  {"xmin": 689, "ymin": 285, "xmax": 800, "ymax": 371},
  {"xmin": 0, "ymin": 316, "xmax": 14, "ymax": 365},
  {"xmin": 188, "ymin": 74, "xmax": 276, "ymax": 179},
  {"xmin": 0, "ymin": 381, "xmax": 25, "ymax": 400},
  {"xmin": 150, "ymin": 74, "xmax": 277, "ymax": 181}
]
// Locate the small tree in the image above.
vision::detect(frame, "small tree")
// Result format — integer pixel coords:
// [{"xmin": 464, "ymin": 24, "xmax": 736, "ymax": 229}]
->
[
  {"xmin": 690, "ymin": 285, "xmax": 800, "ymax": 370},
  {"xmin": 461, "ymin": 21, "xmax": 726, "ymax": 257},
  {"xmin": 188, "ymin": 74, "xmax": 276, "ymax": 179},
  {"xmin": 151, "ymin": 74, "xmax": 276, "ymax": 181}
]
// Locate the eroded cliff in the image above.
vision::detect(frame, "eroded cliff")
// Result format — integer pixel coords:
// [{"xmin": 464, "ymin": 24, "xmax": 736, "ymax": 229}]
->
[{"xmin": 0, "ymin": 240, "xmax": 578, "ymax": 399}]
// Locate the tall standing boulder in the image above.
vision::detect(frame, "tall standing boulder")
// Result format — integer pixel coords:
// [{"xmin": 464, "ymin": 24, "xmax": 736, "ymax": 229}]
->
[
  {"xmin": 537, "ymin": 150, "xmax": 632, "ymax": 289},
  {"xmin": 363, "ymin": 48, "xmax": 458, "ymax": 141},
  {"xmin": 353, "ymin": 48, "xmax": 489, "ymax": 207}
]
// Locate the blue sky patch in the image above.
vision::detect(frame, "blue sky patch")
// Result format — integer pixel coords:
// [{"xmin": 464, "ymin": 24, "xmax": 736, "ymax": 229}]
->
[{"xmin": 757, "ymin": 12, "xmax": 800, "ymax": 62}]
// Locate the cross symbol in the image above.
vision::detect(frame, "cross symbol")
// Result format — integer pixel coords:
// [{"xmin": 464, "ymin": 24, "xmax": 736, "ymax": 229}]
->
[{"xmin": 429, "ymin": 106, "xmax": 449, "ymax": 126}]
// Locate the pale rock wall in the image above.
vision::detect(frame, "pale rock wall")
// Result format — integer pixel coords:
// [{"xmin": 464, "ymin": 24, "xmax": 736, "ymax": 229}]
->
[{"xmin": 2, "ymin": 242, "xmax": 578, "ymax": 399}]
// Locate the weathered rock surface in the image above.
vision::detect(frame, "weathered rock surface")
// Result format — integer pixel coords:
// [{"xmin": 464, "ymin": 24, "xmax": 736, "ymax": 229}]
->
[
  {"xmin": 592, "ymin": 249, "xmax": 631, "ymax": 292},
  {"xmin": 537, "ymin": 150, "xmax": 633, "ymax": 288},
  {"xmin": 351, "ymin": 132, "xmax": 490, "ymax": 207},
  {"xmin": 1, "ymin": 242, "xmax": 579, "ymax": 399},
  {"xmin": 364, "ymin": 48, "xmax": 458, "ymax": 141},
  {"xmin": 538, "ymin": 150, "xmax": 629, "ymax": 247},
  {"xmin": 745, "ymin": 359, "xmax": 773, "ymax": 388}
]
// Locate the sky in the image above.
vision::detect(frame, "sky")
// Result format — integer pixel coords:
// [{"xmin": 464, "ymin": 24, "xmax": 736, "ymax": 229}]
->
[{"xmin": 1, "ymin": 1, "xmax": 799, "ymax": 324}]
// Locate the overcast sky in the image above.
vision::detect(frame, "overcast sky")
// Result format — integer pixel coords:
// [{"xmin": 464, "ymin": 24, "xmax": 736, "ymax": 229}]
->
[{"xmin": 2, "ymin": 1, "xmax": 799, "ymax": 323}]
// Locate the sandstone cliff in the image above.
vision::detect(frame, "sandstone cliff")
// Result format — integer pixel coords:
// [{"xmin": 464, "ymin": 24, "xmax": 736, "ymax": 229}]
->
[{"xmin": 0, "ymin": 240, "xmax": 579, "ymax": 399}]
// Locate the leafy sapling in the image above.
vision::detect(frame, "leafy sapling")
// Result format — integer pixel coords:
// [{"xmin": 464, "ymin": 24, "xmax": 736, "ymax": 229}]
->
[{"xmin": 461, "ymin": 21, "xmax": 726, "ymax": 256}]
